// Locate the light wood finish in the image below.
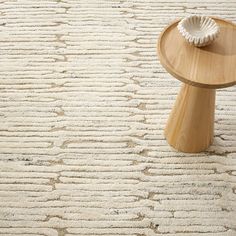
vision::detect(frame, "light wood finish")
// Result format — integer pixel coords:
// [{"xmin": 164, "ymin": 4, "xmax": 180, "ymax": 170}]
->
[
  {"xmin": 157, "ymin": 17, "xmax": 235, "ymax": 152},
  {"xmin": 158, "ymin": 17, "xmax": 236, "ymax": 89},
  {"xmin": 165, "ymin": 84, "xmax": 215, "ymax": 153}
]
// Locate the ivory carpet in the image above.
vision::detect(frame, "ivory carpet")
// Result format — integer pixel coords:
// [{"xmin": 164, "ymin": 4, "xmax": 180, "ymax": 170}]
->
[{"xmin": 0, "ymin": 0, "xmax": 236, "ymax": 235}]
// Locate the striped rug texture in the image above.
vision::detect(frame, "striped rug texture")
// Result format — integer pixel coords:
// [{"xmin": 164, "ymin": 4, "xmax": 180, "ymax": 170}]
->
[{"xmin": 0, "ymin": 0, "xmax": 235, "ymax": 235}]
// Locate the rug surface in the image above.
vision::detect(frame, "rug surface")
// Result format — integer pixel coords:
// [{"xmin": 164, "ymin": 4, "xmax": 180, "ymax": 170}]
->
[{"xmin": 0, "ymin": 0, "xmax": 235, "ymax": 235}]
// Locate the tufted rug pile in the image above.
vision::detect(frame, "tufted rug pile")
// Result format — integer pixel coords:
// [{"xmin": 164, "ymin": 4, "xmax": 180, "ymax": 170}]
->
[{"xmin": 0, "ymin": 0, "xmax": 235, "ymax": 235}]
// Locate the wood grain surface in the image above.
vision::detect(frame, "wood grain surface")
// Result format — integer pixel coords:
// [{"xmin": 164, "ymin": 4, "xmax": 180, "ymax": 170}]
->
[
  {"xmin": 165, "ymin": 84, "xmax": 216, "ymax": 152},
  {"xmin": 158, "ymin": 18, "xmax": 236, "ymax": 89}
]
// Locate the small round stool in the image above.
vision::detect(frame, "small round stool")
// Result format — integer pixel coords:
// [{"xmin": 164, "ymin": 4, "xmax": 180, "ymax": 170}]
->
[{"xmin": 157, "ymin": 17, "xmax": 236, "ymax": 153}]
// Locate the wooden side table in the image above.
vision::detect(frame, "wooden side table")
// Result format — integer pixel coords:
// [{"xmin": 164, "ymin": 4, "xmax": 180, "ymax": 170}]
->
[{"xmin": 157, "ymin": 17, "xmax": 236, "ymax": 153}]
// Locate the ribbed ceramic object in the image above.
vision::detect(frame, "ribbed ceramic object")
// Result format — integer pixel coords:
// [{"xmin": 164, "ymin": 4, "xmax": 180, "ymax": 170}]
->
[{"xmin": 177, "ymin": 15, "xmax": 220, "ymax": 47}]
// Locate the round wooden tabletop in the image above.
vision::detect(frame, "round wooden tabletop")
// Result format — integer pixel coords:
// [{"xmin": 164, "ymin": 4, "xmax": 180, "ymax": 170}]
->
[{"xmin": 157, "ymin": 17, "xmax": 236, "ymax": 89}]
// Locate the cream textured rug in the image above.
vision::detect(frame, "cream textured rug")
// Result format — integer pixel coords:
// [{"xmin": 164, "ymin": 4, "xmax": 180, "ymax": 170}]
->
[{"xmin": 0, "ymin": 0, "xmax": 236, "ymax": 235}]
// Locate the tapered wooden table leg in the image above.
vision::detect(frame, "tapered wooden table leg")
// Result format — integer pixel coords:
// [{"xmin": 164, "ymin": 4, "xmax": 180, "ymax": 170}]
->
[{"xmin": 165, "ymin": 84, "xmax": 216, "ymax": 153}]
